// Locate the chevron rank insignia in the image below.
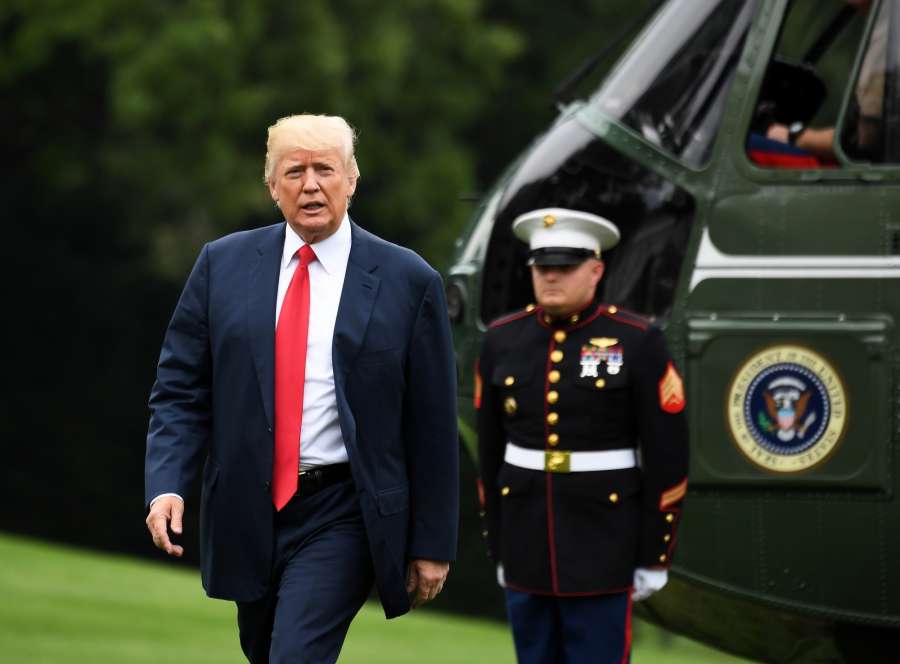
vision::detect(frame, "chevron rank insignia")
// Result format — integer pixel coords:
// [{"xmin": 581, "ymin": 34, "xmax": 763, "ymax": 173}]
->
[{"xmin": 658, "ymin": 362, "xmax": 685, "ymax": 414}]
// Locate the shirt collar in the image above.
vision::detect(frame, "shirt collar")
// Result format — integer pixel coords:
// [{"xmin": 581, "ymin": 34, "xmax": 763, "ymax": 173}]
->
[{"xmin": 281, "ymin": 214, "xmax": 352, "ymax": 274}]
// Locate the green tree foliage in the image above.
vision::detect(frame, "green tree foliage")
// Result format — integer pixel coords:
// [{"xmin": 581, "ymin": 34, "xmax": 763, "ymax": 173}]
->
[
  {"xmin": 472, "ymin": 0, "xmax": 658, "ymax": 183},
  {"xmin": 1, "ymin": 0, "xmax": 521, "ymax": 274}
]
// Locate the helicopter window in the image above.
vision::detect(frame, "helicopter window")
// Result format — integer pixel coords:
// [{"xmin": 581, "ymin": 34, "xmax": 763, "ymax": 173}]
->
[
  {"xmin": 747, "ymin": 0, "xmax": 870, "ymax": 168},
  {"xmin": 840, "ymin": 0, "xmax": 897, "ymax": 163},
  {"xmin": 480, "ymin": 118, "xmax": 695, "ymax": 325},
  {"xmin": 589, "ymin": 0, "xmax": 757, "ymax": 168}
]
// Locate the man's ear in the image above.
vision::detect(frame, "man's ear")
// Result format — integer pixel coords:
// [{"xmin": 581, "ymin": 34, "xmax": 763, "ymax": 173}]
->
[{"xmin": 587, "ymin": 260, "xmax": 605, "ymax": 289}]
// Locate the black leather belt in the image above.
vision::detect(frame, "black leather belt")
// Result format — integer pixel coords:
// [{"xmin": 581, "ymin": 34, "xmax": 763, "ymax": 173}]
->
[{"xmin": 296, "ymin": 463, "xmax": 351, "ymax": 498}]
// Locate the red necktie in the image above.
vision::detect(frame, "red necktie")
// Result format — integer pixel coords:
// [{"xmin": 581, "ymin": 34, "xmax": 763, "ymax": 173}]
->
[{"xmin": 273, "ymin": 244, "xmax": 317, "ymax": 510}]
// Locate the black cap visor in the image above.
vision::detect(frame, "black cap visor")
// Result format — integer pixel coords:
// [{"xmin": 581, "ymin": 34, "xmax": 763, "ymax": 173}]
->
[{"xmin": 527, "ymin": 247, "xmax": 596, "ymax": 266}]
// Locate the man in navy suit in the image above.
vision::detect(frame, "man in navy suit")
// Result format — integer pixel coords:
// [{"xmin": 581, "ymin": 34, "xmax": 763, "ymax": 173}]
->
[{"xmin": 145, "ymin": 114, "xmax": 459, "ymax": 663}]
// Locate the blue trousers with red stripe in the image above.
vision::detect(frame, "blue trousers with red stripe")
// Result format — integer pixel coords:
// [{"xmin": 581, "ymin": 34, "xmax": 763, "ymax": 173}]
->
[{"xmin": 505, "ymin": 588, "xmax": 632, "ymax": 664}]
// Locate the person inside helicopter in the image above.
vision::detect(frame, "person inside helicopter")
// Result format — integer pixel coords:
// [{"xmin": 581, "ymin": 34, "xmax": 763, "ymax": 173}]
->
[{"xmin": 751, "ymin": 0, "xmax": 892, "ymax": 167}]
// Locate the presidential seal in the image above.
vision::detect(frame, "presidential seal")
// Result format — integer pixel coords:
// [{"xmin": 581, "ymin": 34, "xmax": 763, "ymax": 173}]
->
[{"xmin": 727, "ymin": 345, "xmax": 847, "ymax": 473}]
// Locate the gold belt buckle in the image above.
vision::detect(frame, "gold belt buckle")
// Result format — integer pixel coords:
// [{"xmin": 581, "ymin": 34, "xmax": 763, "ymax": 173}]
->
[{"xmin": 545, "ymin": 450, "xmax": 571, "ymax": 473}]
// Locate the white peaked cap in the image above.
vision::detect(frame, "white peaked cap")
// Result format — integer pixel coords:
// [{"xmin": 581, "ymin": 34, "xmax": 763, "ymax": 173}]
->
[{"xmin": 512, "ymin": 207, "xmax": 621, "ymax": 259}]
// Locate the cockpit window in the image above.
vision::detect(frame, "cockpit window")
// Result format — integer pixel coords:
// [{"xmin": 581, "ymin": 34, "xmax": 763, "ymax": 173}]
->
[
  {"xmin": 841, "ymin": 0, "xmax": 898, "ymax": 163},
  {"xmin": 746, "ymin": 0, "xmax": 871, "ymax": 168},
  {"xmin": 480, "ymin": 118, "xmax": 695, "ymax": 326},
  {"xmin": 589, "ymin": 0, "xmax": 757, "ymax": 168}
]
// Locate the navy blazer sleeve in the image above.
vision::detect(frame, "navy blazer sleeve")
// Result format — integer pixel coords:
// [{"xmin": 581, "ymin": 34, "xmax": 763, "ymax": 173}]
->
[
  {"xmin": 145, "ymin": 244, "xmax": 212, "ymax": 506},
  {"xmin": 402, "ymin": 272, "xmax": 459, "ymax": 561}
]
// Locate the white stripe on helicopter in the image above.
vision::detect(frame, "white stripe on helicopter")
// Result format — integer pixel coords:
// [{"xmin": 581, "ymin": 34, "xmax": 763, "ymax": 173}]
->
[{"xmin": 690, "ymin": 228, "xmax": 900, "ymax": 290}]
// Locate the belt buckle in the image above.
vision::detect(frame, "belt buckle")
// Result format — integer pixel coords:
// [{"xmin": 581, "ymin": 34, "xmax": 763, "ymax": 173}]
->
[{"xmin": 545, "ymin": 450, "xmax": 570, "ymax": 473}]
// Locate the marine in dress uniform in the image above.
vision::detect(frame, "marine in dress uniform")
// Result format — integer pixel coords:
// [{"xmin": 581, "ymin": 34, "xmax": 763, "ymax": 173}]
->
[{"xmin": 476, "ymin": 208, "xmax": 689, "ymax": 664}]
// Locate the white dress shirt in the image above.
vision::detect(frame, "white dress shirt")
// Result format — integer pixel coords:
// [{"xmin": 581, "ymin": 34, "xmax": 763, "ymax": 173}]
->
[
  {"xmin": 277, "ymin": 215, "xmax": 351, "ymax": 469},
  {"xmin": 150, "ymin": 216, "xmax": 351, "ymax": 507}
]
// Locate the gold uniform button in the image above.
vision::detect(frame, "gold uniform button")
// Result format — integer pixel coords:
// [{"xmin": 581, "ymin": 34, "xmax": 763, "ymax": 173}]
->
[
  {"xmin": 547, "ymin": 433, "xmax": 560, "ymax": 446},
  {"xmin": 666, "ymin": 514, "xmax": 675, "ymax": 523},
  {"xmin": 547, "ymin": 412, "xmax": 559, "ymax": 425},
  {"xmin": 504, "ymin": 376, "xmax": 515, "ymax": 386},
  {"xmin": 548, "ymin": 370, "xmax": 561, "ymax": 383},
  {"xmin": 595, "ymin": 378, "xmax": 606, "ymax": 389},
  {"xmin": 569, "ymin": 314, "xmax": 580, "ymax": 324},
  {"xmin": 526, "ymin": 304, "xmax": 536, "ymax": 312},
  {"xmin": 504, "ymin": 397, "xmax": 517, "ymax": 415},
  {"xmin": 543, "ymin": 214, "xmax": 556, "ymax": 227},
  {"xmin": 547, "ymin": 390, "xmax": 559, "ymax": 404},
  {"xmin": 501, "ymin": 486, "xmax": 510, "ymax": 496},
  {"xmin": 554, "ymin": 330, "xmax": 566, "ymax": 343},
  {"xmin": 543, "ymin": 314, "xmax": 553, "ymax": 324},
  {"xmin": 663, "ymin": 534, "xmax": 671, "ymax": 542},
  {"xmin": 608, "ymin": 493, "xmax": 619, "ymax": 504},
  {"xmin": 608, "ymin": 305, "xmax": 618, "ymax": 314},
  {"xmin": 659, "ymin": 554, "xmax": 667, "ymax": 563},
  {"xmin": 550, "ymin": 350, "xmax": 564, "ymax": 363}
]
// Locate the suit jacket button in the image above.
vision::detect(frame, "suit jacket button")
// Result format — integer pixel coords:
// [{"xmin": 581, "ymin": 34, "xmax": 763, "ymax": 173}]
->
[
  {"xmin": 267, "ymin": 426, "xmax": 273, "ymax": 433},
  {"xmin": 263, "ymin": 481, "xmax": 271, "ymax": 493}
]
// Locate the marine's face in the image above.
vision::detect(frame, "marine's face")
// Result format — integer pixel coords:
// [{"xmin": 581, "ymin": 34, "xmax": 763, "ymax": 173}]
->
[
  {"xmin": 268, "ymin": 147, "xmax": 357, "ymax": 244},
  {"xmin": 531, "ymin": 259, "xmax": 604, "ymax": 317}
]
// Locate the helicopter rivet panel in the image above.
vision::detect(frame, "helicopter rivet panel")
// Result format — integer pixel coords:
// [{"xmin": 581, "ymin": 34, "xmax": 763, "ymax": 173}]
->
[{"xmin": 684, "ymin": 314, "xmax": 891, "ymax": 492}]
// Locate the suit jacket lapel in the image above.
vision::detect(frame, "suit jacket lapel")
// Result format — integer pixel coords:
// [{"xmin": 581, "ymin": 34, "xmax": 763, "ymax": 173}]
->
[
  {"xmin": 248, "ymin": 223, "xmax": 285, "ymax": 429},
  {"xmin": 333, "ymin": 220, "xmax": 381, "ymax": 381}
]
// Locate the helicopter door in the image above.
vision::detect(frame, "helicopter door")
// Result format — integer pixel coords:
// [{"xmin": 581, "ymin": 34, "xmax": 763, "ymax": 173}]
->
[{"xmin": 685, "ymin": 0, "xmax": 900, "ymax": 491}]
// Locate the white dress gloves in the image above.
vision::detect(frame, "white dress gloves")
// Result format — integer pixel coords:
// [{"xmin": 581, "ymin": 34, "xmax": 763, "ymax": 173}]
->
[{"xmin": 631, "ymin": 567, "xmax": 668, "ymax": 601}]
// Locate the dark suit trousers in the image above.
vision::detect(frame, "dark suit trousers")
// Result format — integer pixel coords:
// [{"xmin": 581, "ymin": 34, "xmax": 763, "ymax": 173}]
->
[{"xmin": 237, "ymin": 478, "xmax": 375, "ymax": 664}]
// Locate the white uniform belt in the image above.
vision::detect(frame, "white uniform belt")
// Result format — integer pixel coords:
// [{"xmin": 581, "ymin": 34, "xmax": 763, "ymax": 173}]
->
[{"xmin": 504, "ymin": 442, "xmax": 637, "ymax": 473}]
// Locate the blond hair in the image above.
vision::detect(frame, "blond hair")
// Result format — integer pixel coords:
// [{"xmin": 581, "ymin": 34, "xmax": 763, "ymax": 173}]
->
[{"xmin": 264, "ymin": 114, "xmax": 359, "ymax": 183}]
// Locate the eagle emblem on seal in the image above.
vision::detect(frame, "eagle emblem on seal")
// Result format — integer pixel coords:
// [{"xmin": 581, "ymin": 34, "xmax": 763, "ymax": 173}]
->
[{"xmin": 760, "ymin": 377, "xmax": 816, "ymax": 443}]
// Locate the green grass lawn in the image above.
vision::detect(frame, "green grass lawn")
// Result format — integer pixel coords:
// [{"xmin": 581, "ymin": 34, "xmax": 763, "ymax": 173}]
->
[{"xmin": 0, "ymin": 532, "xmax": 748, "ymax": 663}]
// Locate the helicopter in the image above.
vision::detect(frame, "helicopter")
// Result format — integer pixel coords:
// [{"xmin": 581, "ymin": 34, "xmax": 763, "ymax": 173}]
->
[{"xmin": 445, "ymin": 0, "xmax": 900, "ymax": 661}]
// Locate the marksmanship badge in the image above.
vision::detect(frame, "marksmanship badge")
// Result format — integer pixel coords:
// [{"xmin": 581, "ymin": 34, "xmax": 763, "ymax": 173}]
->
[{"xmin": 727, "ymin": 345, "xmax": 847, "ymax": 473}]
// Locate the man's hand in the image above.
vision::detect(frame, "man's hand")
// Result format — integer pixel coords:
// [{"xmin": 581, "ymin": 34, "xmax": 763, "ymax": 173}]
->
[
  {"xmin": 145, "ymin": 495, "xmax": 185, "ymax": 557},
  {"xmin": 766, "ymin": 123, "xmax": 790, "ymax": 144},
  {"xmin": 405, "ymin": 559, "xmax": 450, "ymax": 609}
]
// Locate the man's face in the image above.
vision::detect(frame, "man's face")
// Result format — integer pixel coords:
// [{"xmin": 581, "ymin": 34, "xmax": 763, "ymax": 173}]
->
[
  {"xmin": 531, "ymin": 258, "xmax": 604, "ymax": 317},
  {"xmin": 268, "ymin": 147, "xmax": 357, "ymax": 243}
]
